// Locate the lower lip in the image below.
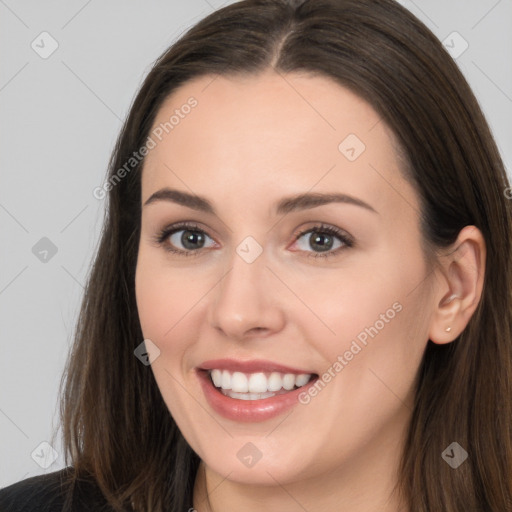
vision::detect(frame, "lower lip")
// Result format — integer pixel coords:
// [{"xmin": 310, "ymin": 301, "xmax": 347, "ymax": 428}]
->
[{"xmin": 196, "ymin": 370, "xmax": 318, "ymax": 423}]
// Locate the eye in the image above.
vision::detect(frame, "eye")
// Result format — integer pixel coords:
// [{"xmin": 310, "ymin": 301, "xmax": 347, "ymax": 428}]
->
[
  {"xmin": 152, "ymin": 221, "xmax": 354, "ymax": 259},
  {"xmin": 153, "ymin": 222, "xmax": 216, "ymax": 257},
  {"xmin": 291, "ymin": 224, "xmax": 354, "ymax": 259}
]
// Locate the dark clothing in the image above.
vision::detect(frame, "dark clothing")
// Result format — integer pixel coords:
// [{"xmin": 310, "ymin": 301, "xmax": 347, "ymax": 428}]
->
[{"xmin": 0, "ymin": 467, "xmax": 117, "ymax": 512}]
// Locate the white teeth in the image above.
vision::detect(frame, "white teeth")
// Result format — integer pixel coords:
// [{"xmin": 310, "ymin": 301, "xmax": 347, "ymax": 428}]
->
[
  {"xmin": 221, "ymin": 370, "xmax": 231, "ymax": 390},
  {"xmin": 295, "ymin": 373, "xmax": 310, "ymax": 387},
  {"xmin": 222, "ymin": 390, "xmax": 276, "ymax": 400},
  {"xmin": 231, "ymin": 372, "xmax": 249, "ymax": 393},
  {"xmin": 211, "ymin": 369, "xmax": 222, "ymax": 387},
  {"xmin": 209, "ymin": 369, "xmax": 313, "ymax": 397},
  {"xmin": 248, "ymin": 372, "xmax": 267, "ymax": 393},
  {"xmin": 268, "ymin": 372, "xmax": 283, "ymax": 392},
  {"xmin": 283, "ymin": 374, "xmax": 296, "ymax": 390}
]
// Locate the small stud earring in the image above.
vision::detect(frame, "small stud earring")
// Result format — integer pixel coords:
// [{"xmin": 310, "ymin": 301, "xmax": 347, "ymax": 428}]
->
[{"xmin": 445, "ymin": 326, "xmax": 452, "ymax": 332}]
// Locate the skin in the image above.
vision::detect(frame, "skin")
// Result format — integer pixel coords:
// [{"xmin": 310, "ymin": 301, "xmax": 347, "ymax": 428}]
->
[{"xmin": 135, "ymin": 70, "xmax": 486, "ymax": 512}]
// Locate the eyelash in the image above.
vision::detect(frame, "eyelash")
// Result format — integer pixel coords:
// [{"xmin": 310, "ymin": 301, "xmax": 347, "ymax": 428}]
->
[{"xmin": 152, "ymin": 221, "xmax": 354, "ymax": 259}]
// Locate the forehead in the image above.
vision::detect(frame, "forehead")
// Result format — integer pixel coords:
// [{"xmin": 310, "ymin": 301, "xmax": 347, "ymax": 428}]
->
[{"xmin": 141, "ymin": 71, "xmax": 416, "ymax": 217}]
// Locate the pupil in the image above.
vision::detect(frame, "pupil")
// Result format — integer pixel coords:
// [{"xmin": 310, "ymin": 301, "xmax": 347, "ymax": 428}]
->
[
  {"xmin": 182, "ymin": 230, "xmax": 204, "ymax": 249},
  {"xmin": 311, "ymin": 233, "xmax": 332, "ymax": 252}
]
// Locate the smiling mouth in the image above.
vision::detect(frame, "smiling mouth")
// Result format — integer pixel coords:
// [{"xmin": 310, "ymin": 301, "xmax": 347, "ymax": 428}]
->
[{"xmin": 206, "ymin": 368, "xmax": 317, "ymax": 400}]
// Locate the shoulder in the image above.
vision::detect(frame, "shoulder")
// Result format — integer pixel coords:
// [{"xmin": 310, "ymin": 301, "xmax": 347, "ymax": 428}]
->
[{"xmin": 0, "ymin": 467, "xmax": 116, "ymax": 512}]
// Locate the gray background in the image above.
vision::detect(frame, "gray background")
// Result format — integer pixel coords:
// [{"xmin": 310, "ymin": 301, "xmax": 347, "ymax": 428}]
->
[{"xmin": 1, "ymin": 0, "xmax": 511, "ymax": 487}]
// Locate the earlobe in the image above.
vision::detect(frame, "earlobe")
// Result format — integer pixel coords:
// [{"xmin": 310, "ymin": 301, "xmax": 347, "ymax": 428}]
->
[
  {"xmin": 429, "ymin": 289, "xmax": 463, "ymax": 344},
  {"xmin": 428, "ymin": 226, "xmax": 486, "ymax": 345}
]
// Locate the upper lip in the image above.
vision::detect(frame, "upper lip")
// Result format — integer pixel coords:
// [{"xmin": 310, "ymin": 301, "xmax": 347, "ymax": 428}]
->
[{"xmin": 198, "ymin": 358, "xmax": 316, "ymax": 375}]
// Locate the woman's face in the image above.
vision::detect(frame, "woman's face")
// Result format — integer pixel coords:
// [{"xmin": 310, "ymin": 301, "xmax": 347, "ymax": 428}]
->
[{"xmin": 135, "ymin": 70, "xmax": 435, "ymax": 486}]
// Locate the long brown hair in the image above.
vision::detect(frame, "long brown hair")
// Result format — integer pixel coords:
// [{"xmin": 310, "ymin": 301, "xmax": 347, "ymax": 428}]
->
[{"xmin": 52, "ymin": 0, "xmax": 512, "ymax": 510}]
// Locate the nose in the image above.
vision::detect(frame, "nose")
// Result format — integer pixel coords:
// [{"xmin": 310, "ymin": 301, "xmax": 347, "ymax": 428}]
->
[{"xmin": 208, "ymin": 247, "xmax": 286, "ymax": 340}]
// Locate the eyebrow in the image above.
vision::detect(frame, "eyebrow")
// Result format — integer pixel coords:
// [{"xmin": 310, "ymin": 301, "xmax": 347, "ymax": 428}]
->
[{"xmin": 143, "ymin": 188, "xmax": 378, "ymax": 215}]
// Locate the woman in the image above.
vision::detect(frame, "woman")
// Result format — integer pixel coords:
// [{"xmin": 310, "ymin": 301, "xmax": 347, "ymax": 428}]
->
[{"xmin": 1, "ymin": 0, "xmax": 511, "ymax": 510}]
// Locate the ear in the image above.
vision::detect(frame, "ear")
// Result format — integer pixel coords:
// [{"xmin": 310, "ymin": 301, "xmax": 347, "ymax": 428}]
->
[{"xmin": 428, "ymin": 225, "xmax": 486, "ymax": 344}]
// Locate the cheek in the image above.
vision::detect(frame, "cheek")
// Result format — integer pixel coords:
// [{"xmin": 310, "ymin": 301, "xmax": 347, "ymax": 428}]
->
[
  {"xmin": 135, "ymin": 264, "xmax": 168, "ymax": 342},
  {"xmin": 306, "ymin": 267, "xmax": 406, "ymax": 352},
  {"xmin": 309, "ymin": 245, "xmax": 430, "ymax": 385},
  {"xmin": 135, "ymin": 252, "xmax": 204, "ymax": 344},
  {"xmin": 135, "ymin": 256, "xmax": 207, "ymax": 434}
]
